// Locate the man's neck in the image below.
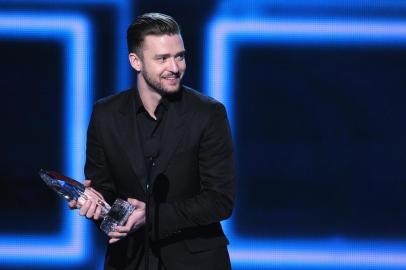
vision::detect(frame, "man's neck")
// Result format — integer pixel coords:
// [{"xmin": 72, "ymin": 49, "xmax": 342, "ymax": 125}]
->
[{"xmin": 137, "ymin": 83, "xmax": 162, "ymax": 120}]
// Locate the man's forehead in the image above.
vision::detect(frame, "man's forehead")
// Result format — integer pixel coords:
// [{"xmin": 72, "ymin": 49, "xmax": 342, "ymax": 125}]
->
[{"xmin": 141, "ymin": 34, "xmax": 184, "ymax": 52}]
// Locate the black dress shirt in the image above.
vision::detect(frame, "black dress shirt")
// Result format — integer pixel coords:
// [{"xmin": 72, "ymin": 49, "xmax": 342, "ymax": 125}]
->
[{"xmin": 133, "ymin": 90, "xmax": 168, "ymax": 167}]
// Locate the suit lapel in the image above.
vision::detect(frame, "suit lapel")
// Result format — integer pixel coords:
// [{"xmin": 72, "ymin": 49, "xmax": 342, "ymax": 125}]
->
[
  {"xmin": 152, "ymin": 92, "xmax": 186, "ymax": 182},
  {"xmin": 115, "ymin": 90, "xmax": 147, "ymax": 191}
]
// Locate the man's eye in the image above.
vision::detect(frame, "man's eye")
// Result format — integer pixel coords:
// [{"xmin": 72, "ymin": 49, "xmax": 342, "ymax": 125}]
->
[
  {"xmin": 176, "ymin": 55, "xmax": 185, "ymax": 61},
  {"xmin": 157, "ymin": 57, "xmax": 166, "ymax": 62}
]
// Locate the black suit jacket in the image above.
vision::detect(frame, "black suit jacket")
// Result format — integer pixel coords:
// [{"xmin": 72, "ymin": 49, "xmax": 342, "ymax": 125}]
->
[{"xmin": 85, "ymin": 86, "xmax": 235, "ymax": 269}]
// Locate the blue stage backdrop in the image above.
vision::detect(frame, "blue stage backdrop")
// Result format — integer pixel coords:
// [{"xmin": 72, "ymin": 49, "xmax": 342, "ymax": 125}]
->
[{"xmin": 1, "ymin": 1, "xmax": 406, "ymax": 269}]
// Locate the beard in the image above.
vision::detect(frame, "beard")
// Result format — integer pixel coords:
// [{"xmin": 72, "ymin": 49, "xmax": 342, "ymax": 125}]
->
[{"xmin": 141, "ymin": 68, "xmax": 181, "ymax": 96}]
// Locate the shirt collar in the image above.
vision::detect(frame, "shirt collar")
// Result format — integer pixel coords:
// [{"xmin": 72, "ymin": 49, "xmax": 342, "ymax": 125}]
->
[{"xmin": 134, "ymin": 89, "xmax": 169, "ymax": 115}]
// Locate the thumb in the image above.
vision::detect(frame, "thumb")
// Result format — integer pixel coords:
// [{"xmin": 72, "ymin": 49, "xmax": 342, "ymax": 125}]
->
[
  {"xmin": 127, "ymin": 198, "xmax": 142, "ymax": 207},
  {"xmin": 84, "ymin": 180, "xmax": 92, "ymax": 187}
]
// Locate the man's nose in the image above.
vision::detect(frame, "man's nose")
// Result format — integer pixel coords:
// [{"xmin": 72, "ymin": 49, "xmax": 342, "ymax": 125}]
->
[{"xmin": 168, "ymin": 58, "xmax": 179, "ymax": 73}]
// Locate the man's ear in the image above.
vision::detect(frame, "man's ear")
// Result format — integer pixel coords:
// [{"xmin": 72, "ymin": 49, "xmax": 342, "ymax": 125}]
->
[{"xmin": 129, "ymin": 52, "xmax": 142, "ymax": 72}]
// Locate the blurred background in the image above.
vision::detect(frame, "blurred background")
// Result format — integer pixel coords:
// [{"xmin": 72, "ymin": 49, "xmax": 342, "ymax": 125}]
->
[{"xmin": 2, "ymin": 0, "xmax": 406, "ymax": 269}]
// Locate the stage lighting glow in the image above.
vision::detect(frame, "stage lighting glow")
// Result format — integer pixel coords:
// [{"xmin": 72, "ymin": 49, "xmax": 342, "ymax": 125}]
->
[
  {"xmin": 205, "ymin": 17, "xmax": 406, "ymax": 268},
  {"xmin": 0, "ymin": 0, "xmax": 132, "ymax": 90},
  {"xmin": 0, "ymin": 12, "xmax": 92, "ymax": 266}
]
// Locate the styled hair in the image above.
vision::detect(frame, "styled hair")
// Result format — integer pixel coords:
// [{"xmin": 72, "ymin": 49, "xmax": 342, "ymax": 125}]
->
[{"xmin": 127, "ymin": 13, "xmax": 181, "ymax": 55}]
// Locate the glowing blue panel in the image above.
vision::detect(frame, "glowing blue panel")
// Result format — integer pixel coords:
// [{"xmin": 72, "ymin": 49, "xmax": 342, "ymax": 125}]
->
[
  {"xmin": 217, "ymin": 0, "xmax": 406, "ymax": 13},
  {"xmin": 205, "ymin": 17, "xmax": 406, "ymax": 268},
  {"xmin": 0, "ymin": 0, "xmax": 132, "ymax": 90},
  {"xmin": 0, "ymin": 12, "xmax": 93, "ymax": 266}
]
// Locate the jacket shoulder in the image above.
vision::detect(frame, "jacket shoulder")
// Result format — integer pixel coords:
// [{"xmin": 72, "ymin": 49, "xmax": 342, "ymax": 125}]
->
[
  {"xmin": 182, "ymin": 86, "xmax": 225, "ymax": 111},
  {"xmin": 95, "ymin": 89, "xmax": 132, "ymax": 109}
]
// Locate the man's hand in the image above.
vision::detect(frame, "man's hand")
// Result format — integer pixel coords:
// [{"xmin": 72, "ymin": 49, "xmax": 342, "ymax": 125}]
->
[
  {"xmin": 108, "ymin": 198, "xmax": 146, "ymax": 244},
  {"xmin": 68, "ymin": 180, "xmax": 104, "ymax": 220}
]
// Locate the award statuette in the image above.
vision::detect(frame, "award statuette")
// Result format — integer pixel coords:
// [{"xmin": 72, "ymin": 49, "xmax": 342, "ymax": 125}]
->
[{"xmin": 39, "ymin": 169, "xmax": 135, "ymax": 235}]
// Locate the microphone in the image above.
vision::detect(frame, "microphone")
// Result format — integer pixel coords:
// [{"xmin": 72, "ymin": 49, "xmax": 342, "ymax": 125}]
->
[{"xmin": 143, "ymin": 137, "xmax": 159, "ymax": 270}]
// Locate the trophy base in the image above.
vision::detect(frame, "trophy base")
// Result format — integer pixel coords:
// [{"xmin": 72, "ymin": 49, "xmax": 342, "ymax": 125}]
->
[{"xmin": 100, "ymin": 198, "xmax": 135, "ymax": 235}]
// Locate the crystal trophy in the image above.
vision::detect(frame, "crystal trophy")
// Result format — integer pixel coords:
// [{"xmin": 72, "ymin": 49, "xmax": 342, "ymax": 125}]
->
[{"xmin": 39, "ymin": 169, "xmax": 135, "ymax": 235}]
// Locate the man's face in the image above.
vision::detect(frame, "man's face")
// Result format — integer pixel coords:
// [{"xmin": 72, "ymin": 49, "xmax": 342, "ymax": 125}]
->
[{"xmin": 135, "ymin": 34, "xmax": 186, "ymax": 95}]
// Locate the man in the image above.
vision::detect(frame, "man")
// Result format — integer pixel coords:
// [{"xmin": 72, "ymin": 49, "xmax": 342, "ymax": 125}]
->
[{"xmin": 73, "ymin": 12, "xmax": 235, "ymax": 269}]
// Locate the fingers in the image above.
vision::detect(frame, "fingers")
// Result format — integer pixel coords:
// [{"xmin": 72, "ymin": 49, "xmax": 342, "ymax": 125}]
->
[
  {"xmin": 116, "ymin": 207, "xmax": 145, "ymax": 232},
  {"xmin": 115, "ymin": 225, "xmax": 131, "ymax": 233},
  {"xmin": 78, "ymin": 199, "xmax": 101, "ymax": 220},
  {"xmin": 106, "ymin": 199, "xmax": 146, "ymax": 244},
  {"xmin": 79, "ymin": 199, "xmax": 91, "ymax": 216},
  {"xmin": 85, "ymin": 187, "xmax": 104, "ymax": 201},
  {"xmin": 127, "ymin": 198, "xmax": 138, "ymax": 206},
  {"xmin": 70, "ymin": 179, "xmax": 103, "ymax": 221},
  {"xmin": 68, "ymin": 200, "xmax": 77, "ymax": 209},
  {"xmin": 86, "ymin": 199, "xmax": 97, "ymax": 219},
  {"xmin": 83, "ymin": 179, "xmax": 103, "ymax": 200},
  {"xmin": 72, "ymin": 179, "xmax": 103, "ymax": 220},
  {"xmin": 109, "ymin": 230, "xmax": 128, "ymax": 237},
  {"xmin": 108, "ymin": 227, "xmax": 129, "ymax": 244},
  {"xmin": 91, "ymin": 188, "xmax": 103, "ymax": 199},
  {"xmin": 68, "ymin": 198, "xmax": 85, "ymax": 209},
  {"xmin": 109, "ymin": 237, "xmax": 121, "ymax": 244},
  {"xmin": 94, "ymin": 204, "xmax": 101, "ymax": 220},
  {"xmin": 127, "ymin": 198, "xmax": 145, "ymax": 209}
]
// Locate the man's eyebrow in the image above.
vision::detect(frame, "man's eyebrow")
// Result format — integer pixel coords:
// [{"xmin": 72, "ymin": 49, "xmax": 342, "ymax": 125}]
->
[
  {"xmin": 175, "ymin": 50, "xmax": 186, "ymax": 56},
  {"xmin": 154, "ymin": 50, "xmax": 186, "ymax": 58},
  {"xmin": 154, "ymin": 53, "xmax": 171, "ymax": 58}
]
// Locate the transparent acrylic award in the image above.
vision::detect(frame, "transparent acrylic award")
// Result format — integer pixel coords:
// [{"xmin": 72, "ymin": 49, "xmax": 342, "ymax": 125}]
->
[{"xmin": 39, "ymin": 169, "xmax": 135, "ymax": 235}]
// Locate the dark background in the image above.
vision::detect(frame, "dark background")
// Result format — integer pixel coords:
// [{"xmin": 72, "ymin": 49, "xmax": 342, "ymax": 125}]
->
[{"xmin": 1, "ymin": 0, "xmax": 406, "ymax": 269}]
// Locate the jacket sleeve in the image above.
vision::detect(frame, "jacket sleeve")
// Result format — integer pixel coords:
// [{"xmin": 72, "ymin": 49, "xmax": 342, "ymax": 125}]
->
[
  {"xmin": 84, "ymin": 103, "xmax": 117, "ymax": 205},
  {"xmin": 153, "ymin": 102, "xmax": 235, "ymax": 239}
]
